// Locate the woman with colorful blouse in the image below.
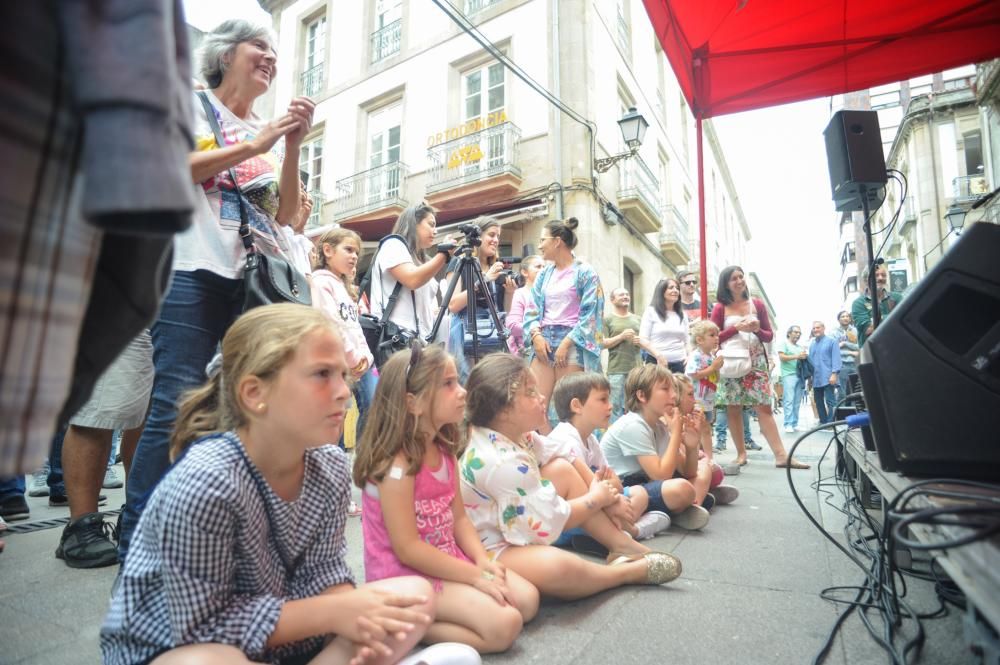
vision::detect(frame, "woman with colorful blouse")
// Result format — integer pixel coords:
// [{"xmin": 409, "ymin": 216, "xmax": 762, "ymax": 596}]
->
[{"xmin": 522, "ymin": 218, "xmax": 604, "ymax": 430}]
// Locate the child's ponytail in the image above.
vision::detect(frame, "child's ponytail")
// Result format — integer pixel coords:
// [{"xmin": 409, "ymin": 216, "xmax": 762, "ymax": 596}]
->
[{"xmin": 170, "ymin": 374, "xmax": 227, "ymax": 461}]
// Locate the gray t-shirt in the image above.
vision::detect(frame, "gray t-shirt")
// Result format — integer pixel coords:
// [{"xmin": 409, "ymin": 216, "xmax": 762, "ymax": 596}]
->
[{"xmin": 600, "ymin": 411, "xmax": 669, "ymax": 478}]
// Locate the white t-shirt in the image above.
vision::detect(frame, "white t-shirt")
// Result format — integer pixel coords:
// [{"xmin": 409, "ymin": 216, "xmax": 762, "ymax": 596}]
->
[
  {"xmin": 369, "ymin": 237, "xmax": 436, "ymax": 335},
  {"xmin": 175, "ymin": 90, "xmax": 291, "ymax": 278},
  {"xmin": 281, "ymin": 227, "xmax": 314, "ymax": 276},
  {"xmin": 548, "ymin": 422, "xmax": 609, "ymax": 473},
  {"xmin": 600, "ymin": 411, "xmax": 669, "ymax": 478},
  {"xmin": 639, "ymin": 306, "xmax": 689, "ymax": 363}
]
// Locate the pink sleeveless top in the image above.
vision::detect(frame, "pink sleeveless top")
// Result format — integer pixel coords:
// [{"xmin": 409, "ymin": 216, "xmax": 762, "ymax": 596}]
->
[{"xmin": 362, "ymin": 446, "xmax": 471, "ymax": 589}]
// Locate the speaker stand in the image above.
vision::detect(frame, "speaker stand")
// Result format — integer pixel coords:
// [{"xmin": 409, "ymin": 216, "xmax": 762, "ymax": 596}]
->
[{"xmin": 860, "ymin": 183, "xmax": 881, "ymax": 330}]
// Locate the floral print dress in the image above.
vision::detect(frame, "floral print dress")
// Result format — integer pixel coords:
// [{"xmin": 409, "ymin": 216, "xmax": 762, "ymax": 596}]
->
[
  {"xmin": 459, "ymin": 426, "xmax": 571, "ymax": 554},
  {"xmin": 714, "ymin": 314, "xmax": 773, "ymax": 407}
]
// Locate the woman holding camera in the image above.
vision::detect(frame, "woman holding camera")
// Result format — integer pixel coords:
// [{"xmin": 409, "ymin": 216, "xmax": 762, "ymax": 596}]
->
[
  {"xmin": 522, "ymin": 218, "xmax": 605, "ymax": 430},
  {"xmin": 370, "ymin": 203, "xmax": 454, "ymax": 344},
  {"xmin": 445, "ymin": 216, "xmax": 515, "ymax": 379},
  {"xmin": 120, "ymin": 19, "xmax": 315, "ymax": 560}
]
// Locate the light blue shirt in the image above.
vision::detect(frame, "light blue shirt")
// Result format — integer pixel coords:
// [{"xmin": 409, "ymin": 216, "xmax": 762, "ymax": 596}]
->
[{"xmin": 808, "ymin": 335, "xmax": 842, "ymax": 382}]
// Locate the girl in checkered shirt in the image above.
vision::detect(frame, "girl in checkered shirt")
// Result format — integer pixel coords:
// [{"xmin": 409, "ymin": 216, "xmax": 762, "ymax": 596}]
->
[
  {"xmin": 354, "ymin": 345, "xmax": 539, "ymax": 654},
  {"xmin": 101, "ymin": 305, "xmax": 480, "ymax": 665}
]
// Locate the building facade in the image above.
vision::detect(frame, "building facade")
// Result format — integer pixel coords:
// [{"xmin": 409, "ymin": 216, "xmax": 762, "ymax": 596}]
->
[{"xmin": 254, "ymin": 0, "xmax": 753, "ymax": 319}]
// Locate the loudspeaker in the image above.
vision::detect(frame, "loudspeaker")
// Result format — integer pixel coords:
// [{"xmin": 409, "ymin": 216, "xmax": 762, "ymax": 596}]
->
[
  {"xmin": 858, "ymin": 222, "xmax": 1000, "ymax": 480},
  {"xmin": 823, "ymin": 110, "xmax": 888, "ymax": 212}
]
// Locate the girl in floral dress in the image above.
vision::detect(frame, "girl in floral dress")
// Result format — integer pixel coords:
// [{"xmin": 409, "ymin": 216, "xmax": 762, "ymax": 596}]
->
[
  {"xmin": 459, "ymin": 354, "xmax": 682, "ymax": 600},
  {"xmin": 710, "ymin": 265, "xmax": 809, "ymax": 470},
  {"xmin": 353, "ymin": 345, "xmax": 538, "ymax": 654}
]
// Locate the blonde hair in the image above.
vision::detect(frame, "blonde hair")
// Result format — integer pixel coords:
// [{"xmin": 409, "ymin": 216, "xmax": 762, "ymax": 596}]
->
[
  {"xmin": 624, "ymin": 364, "xmax": 675, "ymax": 413},
  {"xmin": 313, "ymin": 227, "xmax": 362, "ymax": 300},
  {"xmin": 170, "ymin": 304, "xmax": 340, "ymax": 461},
  {"xmin": 690, "ymin": 319, "xmax": 720, "ymax": 345},
  {"xmin": 352, "ymin": 345, "xmax": 460, "ymax": 487}
]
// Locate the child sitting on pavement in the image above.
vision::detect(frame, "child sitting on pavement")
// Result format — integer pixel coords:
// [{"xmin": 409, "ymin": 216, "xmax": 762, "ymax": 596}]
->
[
  {"xmin": 600, "ymin": 364, "xmax": 710, "ymax": 530},
  {"xmin": 544, "ymin": 373, "xmax": 673, "ymax": 545},
  {"xmin": 671, "ymin": 374, "xmax": 740, "ymax": 508}
]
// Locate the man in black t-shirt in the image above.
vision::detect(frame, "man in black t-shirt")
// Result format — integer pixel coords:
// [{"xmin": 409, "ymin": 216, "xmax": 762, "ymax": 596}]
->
[{"xmin": 677, "ymin": 270, "xmax": 702, "ymax": 323}]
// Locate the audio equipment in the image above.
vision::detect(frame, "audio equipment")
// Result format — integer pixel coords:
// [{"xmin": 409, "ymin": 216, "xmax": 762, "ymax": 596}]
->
[
  {"xmin": 857, "ymin": 222, "xmax": 1000, "ymax": 480},
  {"xmin": 823, "ymin": 110, "xmax": 888, "ymax": 212}
]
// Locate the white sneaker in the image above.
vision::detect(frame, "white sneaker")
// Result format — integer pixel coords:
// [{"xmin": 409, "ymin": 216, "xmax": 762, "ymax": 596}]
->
[
  {"xmin": 102, "ymin": 466, "xmax": 124, "ymax": 489},
  {"xmin": 398, "ymin": 642, "xmax": 482, "ymax": 665},
  {"xmin": 673, "ymin": 505, "xmax": 710, "ymax": 530},
  {"xmin": 783, "ymin": 426, "xmax": 794, "ymax": 433},
  {"xmin": 28, "ymin": 465, "xmax": 50, "ymax": 497},
  {"xmin": 634, "ymin": 510, "xmax": 671, "ymax": 540},
  {"xmin": 712, "ymin": 484, "xmax": 740, "ymax": 505}
]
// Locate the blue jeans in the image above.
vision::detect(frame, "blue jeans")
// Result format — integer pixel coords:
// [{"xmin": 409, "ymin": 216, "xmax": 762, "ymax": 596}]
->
[
  {"xmin": 714, "ymin": 406, "xmax": 754, "ymax": 447},
  {"xmin": 46, "ymin": 426, "xmax": 66, "ymax": 495},
  {"xmin": 0, "ymin": 475, "xmax": 25, "ymax": 500},
  {"xmin": 120, "ymin": 270, "xmax": 243, "ymax": 560},
  {"xmin": 813, "ymin": 384, "xmax": 838, "ymax": 424},
  {"xmin": 353, "ymin": 366, "xmax": 378, "ymax": 443},
  {"xmin": 781, "ymin": 375, "xmax": 804, "ymax": 428},
  {"xmin": 838, "ymin": 365, "xmax": 856, "ymax": 403},
  {"xmin": 608, "ymin": 373, "xmax": 627, "ymax": 424}
]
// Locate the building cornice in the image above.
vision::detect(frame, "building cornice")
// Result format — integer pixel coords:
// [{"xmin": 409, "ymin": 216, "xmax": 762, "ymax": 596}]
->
[{"xmin": 887, "ymin": 88, "xmax": 978, "ymax": 167}]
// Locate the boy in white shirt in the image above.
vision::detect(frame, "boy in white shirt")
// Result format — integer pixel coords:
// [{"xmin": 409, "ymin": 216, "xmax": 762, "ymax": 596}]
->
[{"xmin": 545, "ymin": 373, "xmax": 672, "ymax": 543}]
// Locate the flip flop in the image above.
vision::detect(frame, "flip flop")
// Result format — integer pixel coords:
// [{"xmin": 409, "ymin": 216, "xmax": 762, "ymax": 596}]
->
[
  {"xmin": 733, "ymin": 458, "xmax": 748, "ymax": 467},
  {"xmin": 775, "ymin": 459, "xmax": 810, "ymax": 470}
]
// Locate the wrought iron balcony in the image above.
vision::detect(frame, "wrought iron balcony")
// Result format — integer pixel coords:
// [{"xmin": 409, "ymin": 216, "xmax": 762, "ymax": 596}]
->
[
  {"xmin": 426, "ymin": 122, "xmax": 522, "ymax": 195},
  {"xmin": 659, "ymin": 204, "xmax": 690, "ymax": 265},
  {"xmin": 333, "ymin": 162, "xmax": 409, "ymax": 221},
  {"xmin": 953, "ymin": 174, "xmax": 988, "ymax": 202},
  {"xmin": 466, "ymin": 0, "xmax": 502, "ymax": 12},
  {"xmin": 616, "ymin": 155, "xmax": 662, "ymax": 233},
  {"xmin": 299, "ymin": 63, "xmax": 324, "ymax": 97},
  {"xmin": 371, "ymin": 19, "xmax": 401, "ymax": 64}
]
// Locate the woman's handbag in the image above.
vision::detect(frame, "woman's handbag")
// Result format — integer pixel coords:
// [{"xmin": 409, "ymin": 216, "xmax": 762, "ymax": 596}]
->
[
  {"xmin": 719, "ymin": 332, "xmax": 753, "ymax": 379},
  {"xmin": 357, "ymin": 234, "xmax": 421, "ymax": 368},
  {"xmin": 196, "ymin": 92, "xmax": 311, "ymax": 311}
]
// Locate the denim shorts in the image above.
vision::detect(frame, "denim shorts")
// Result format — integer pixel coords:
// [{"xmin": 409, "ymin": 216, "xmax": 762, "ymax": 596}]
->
[
  {"xmin": 537, "ymin": 324, "xmax": 585, "ymax": 367},
  {"xmin": 619, "ymin": 470, "xmax": 670, "ymax": 515}
]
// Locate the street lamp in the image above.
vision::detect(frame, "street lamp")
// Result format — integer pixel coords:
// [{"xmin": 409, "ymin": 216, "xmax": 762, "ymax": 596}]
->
[
  {"xmin": 944, "ymin": 203, "xmax": 967, "ymax": 234},
  {"xmin": 594, "ymin": 107, "xmax": 649, "ymax": 173}
]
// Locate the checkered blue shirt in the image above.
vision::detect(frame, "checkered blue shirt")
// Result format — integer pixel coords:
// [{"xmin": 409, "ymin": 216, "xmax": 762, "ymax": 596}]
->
[{"xmin": 101, "ymin": 432, "xmax": 354, "ymax": 664}]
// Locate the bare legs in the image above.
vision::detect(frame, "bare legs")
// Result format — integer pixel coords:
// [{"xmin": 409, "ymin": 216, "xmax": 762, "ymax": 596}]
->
[
  {"xmin": 529, "ymin": 358, "xmax": 582, "ymax": 434},
  {"xmin": 120, "ymin": 425, "xmax": 142, "ymax": 478},
  {"xmin": 497, "ymin": 544, "xmax": 653, "ymax": 600},
  {"xmin": 62, "ymin": 426, "xmax": 113, "ymax": 520},
  {"xmin": 727, "ymin": 404, "xmax": 809, "ymax": 469},
  {"xmin": 423, "ymin": 571, "xmax": 538, "ymax": 653},
  {"xmin": 726, "ymin": 405, "xmax": 749, "ymax": 465}
]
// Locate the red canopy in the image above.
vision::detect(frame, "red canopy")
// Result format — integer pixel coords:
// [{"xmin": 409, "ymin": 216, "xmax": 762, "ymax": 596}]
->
[{"xmin": 643, "ymin": 0, "xmax": 1000, "ymax": 119}]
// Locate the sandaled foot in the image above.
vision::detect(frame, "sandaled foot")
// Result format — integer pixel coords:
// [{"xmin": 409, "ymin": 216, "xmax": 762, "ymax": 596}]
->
[
  {"xmin": 775, "ymin": 458, "xmax": 810, "ymax": 469},
  {"xmin": 608, "ymin": 551, "xmax": 682, "ymax": 584},
  {"xmin": 732, "ymin": 456, "xmax": 748, "ymax": 467}
]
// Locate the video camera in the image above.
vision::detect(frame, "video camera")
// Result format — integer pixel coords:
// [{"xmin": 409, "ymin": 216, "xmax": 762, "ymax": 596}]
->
[{"xmin": 457, "ymin": 223, "xmax": 482, "ymax": 247}]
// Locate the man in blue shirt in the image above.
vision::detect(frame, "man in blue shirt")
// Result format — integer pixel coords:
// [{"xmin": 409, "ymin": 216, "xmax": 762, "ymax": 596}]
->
[{"xmin": 808, "ymin": 320, "xmax": 842, "ymax": 424}]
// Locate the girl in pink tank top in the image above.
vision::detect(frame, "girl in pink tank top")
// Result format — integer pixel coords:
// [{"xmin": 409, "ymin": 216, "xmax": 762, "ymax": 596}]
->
[{"xmin": 352, "ymin": 345, "xmax": 540, "ymax": 654}]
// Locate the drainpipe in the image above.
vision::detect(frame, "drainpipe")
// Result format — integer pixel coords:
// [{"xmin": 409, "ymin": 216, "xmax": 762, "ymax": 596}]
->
[
  {"xmin": 926, "ymin": 103, "xmax": 945, "ymax": 271},
  {"xmin": 551, "ymin": 0, "xmax": 564, "ymax": 218}
]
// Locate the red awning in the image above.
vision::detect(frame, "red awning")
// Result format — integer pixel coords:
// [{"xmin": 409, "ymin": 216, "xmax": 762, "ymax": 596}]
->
[{"xmin": 643, "ymin": 0, "xmax": 1000, "ymax": 119}]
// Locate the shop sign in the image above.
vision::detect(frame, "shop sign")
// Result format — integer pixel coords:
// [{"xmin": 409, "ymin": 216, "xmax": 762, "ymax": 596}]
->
[{"xmin": 427, "ymin": 110, "xmax": 508, "ymax": 147}]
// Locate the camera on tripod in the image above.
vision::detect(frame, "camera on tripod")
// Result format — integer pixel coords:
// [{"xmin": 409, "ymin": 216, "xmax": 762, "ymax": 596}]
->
[{"xmin": 457, "ymin": 223, "xmax": 482, "ymax": 248}]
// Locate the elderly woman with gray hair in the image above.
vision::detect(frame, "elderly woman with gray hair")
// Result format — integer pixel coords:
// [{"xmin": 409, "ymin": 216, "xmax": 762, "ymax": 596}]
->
[{"xmin": 119, "ymin": 20, "xmax": 316, "ymax": 560}]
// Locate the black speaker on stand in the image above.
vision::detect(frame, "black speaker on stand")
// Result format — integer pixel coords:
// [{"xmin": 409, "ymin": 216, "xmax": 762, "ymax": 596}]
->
[{"xmin": 823, "ymin": 110, "xmax": 888, "ymax": 213}]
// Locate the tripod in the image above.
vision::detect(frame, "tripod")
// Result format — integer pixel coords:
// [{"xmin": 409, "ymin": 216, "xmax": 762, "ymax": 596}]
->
[{"xmin": 428, "ymin": 243, "xmax": 509, "ymax": 362}]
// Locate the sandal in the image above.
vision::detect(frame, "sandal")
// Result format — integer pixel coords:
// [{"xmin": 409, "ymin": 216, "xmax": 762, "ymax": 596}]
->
[
  {"xmin": 733, "ymin": 457, "xmax": 748, "ymax": 467},
  {"xmin": 607, "ymin": 551, "xmax": 682, "ymax": 585},
  {"xmin": 775, "ymin": 458, "xmax": 810, "ymax": 470}
]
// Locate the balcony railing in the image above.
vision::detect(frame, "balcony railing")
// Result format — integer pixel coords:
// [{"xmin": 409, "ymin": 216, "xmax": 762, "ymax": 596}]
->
[
  {"xmin": 299, "ymin": 63, "xmax": 324, "ymax": 97},
  {"xmin": 953, "ymin": 174, "xmax": 988, "ymax": 202},
  {"xmin": 426, "ymin": 122, "xmax": 522, "ymax": 194},
  {"xmin": 466, "ymin": 0, "xmax": 502, "ymax": 12},
  {"xmin": 618, "ymin": 155, "xmax": 662, "ymax": 216},
  {"xmin": 333, "ymin": 162, "xmax": 409, "ymax": 220},
  {"xmin": 370, "ymin": 20, "xmax": 401, "ymax": 64},
  {"xmin": 661, "ymin": 204, "xmax": 689, "ymax": 246}
]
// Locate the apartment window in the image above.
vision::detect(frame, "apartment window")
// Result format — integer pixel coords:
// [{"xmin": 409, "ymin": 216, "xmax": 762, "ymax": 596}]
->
[
  {"xmin": 300, "ymin": 16, "xmax": 326, "ymax": 97},
  {"xmin": 679, "ymin": 94, "xmax": 690, "ymax": 162},
  {"xmin": 459, "ymin": 63, "xmax": 507, "ymax": 172},
  {"xmin": 615, "ymin": 0, "xmax": 631, "ymax": 54},
  {"xmin": 623, "ymin": 265, "xmax": 636, "ymax": 305},
  {"xmin": 464, "ymin": 63, "xmax": 505, "ymax": 122},
  {"xmin": 841, "ymin": 241, "xmax": 856, "ymax": 266},
  {"xmin": 658, "ymin": 151, "xmax": 671, "ymax": 206},
  {"xmin": 368, "ymin": 103, "xmax": 402, "ymax": 200},
  {"xmin": 466, "ymin": 0, "xmax": 502, "ymax": 12},
  {"xmin": 371, "ymin": 0, "xmax": 402, "ymax": 64},
  {"xmin": 845, "ymin": 276, "xmax": 858, "ymax": 299},
  {"xmin": 299, "ymin": 138, "xmax": 323, "ymax": 225},
  {"xmin": 963, "ymin": 130, "xmax": 983, "ymax": 176}
]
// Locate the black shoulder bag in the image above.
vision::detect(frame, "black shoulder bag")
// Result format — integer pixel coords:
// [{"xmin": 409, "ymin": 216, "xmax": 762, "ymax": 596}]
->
[
  {"xmin": 196, "ymin": 92, "xmax": 311, "ymax": 311},
  {"xmin": 358, "ymin": 234, "xmax": 419, "ymax": 368}
]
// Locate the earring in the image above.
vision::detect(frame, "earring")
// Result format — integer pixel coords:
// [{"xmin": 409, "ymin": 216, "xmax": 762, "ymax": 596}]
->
[{"xmin": 256, "ymin": 403, "xmax": 266, "ymax": 412}]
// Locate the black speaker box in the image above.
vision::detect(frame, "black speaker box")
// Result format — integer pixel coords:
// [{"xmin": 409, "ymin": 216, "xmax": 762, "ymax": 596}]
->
[
  {"xmin": 857, "ymin": 222, "xmax": 1000, "ymax": 480},
  {"xmin": 823, "ymin": 110, "xmax": 888, "ymax": 212}
]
